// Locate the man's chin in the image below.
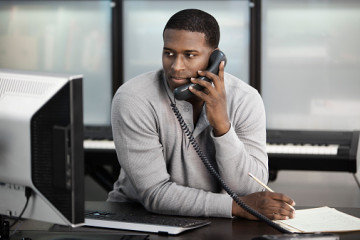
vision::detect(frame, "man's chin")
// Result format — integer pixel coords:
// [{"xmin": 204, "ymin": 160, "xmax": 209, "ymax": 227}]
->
[{"xmin": 168, "ymin": 78, "xmax": 190, "ymax": 91}]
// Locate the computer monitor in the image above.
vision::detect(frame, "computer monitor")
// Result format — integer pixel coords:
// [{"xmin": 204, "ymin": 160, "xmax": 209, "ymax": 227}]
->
[{"xmin": 0, "ymin": 69, "xmax": 84, "ymax": 226}]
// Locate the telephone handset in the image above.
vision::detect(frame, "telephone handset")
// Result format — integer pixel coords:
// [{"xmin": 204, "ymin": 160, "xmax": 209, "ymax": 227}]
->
[{"xmin": 173, "ymin": 49, "xmax": 227, "ymax": 101}]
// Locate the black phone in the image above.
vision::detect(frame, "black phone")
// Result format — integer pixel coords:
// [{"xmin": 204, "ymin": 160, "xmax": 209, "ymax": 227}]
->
[{"xmin": 173, "ymin": 49, "xmax": 227, "ymax": 101}]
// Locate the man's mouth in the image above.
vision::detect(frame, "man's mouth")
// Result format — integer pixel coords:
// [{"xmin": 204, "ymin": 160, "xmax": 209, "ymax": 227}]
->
[{"xmin": 170, "ymin": 76, "xmax": 190, "ymax": 84}]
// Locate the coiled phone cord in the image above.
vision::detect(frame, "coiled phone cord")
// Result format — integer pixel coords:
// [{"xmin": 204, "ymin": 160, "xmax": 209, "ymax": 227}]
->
[{"xmin": 170, "ymin": 102, "xmax": 291, "ymax": 233}]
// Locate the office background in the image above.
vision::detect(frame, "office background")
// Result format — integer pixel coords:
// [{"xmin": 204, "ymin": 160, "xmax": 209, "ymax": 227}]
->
[{"xmin": 0, "ymin": 0, "xmax": 359, "ymax": 206}]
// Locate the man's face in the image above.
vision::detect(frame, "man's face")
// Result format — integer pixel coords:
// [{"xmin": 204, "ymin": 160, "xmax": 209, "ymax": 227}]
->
[{"xmin": 162, "ymin": 29, "xmax": 213, "ymax": 92}]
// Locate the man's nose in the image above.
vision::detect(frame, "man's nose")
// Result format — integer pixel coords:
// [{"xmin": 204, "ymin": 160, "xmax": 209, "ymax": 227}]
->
[{"xmin": 171, "ymin": 55, "xmax": 185, "ymax": 71}]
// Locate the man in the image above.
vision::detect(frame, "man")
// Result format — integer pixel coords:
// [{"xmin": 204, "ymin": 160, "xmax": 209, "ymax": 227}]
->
[{"xmin": 108, "ymin": 9, "xmax": 295, "ymax": 220}]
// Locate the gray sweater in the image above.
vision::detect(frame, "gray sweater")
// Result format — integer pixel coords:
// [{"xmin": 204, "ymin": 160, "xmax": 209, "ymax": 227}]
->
[{"xmin": 108, "ymin": 70, "xmax": 268, "ymax": 218}]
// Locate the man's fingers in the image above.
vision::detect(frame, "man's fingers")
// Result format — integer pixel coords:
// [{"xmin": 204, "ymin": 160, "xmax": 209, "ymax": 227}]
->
[
  {"xmin": 267, "ymin": 192, "xmax": 296, "ymax": 207},
  {"xmin": 218, "ymin": 60, "xmax": 225, "ymax": 84},
  {"xmin": 272, "ymin": 212, "xmax": 291, "ymax": 220},
  {"xmin": 277, "ymin": 205, "xmax": 296, "ymax": 218},
  {"xmin": 189, "ymin": 84, "xmax": 210, "ymax": 100},
  {"xmin": 190, "ymin": 76, "xmax": 213, "ymax": 88},
  {"xmin": 260, "ymin": 192, "xmax": 296, "ymax": 219},
  {"xmin": 188, "ymin": 77, "xmax": 214, "ymax": 100},
  {"xmin": 265, "ymin": 207, "xmax": 295, "ymax": 220},
  {"xmin": 197, "ymin": 66, "xmax": 225, "ymax": 91}
]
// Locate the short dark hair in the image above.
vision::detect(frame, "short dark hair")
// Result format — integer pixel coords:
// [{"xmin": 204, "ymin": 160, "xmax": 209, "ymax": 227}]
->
[{"xmin": 163, "ymin": 9, "xmax": 220, "ymax": 48}]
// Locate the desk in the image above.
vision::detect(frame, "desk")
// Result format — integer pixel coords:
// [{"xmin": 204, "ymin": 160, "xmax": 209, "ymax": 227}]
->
[{"xmin": 9, "ymin": 205, "xmax": 360, "ymax": 240}]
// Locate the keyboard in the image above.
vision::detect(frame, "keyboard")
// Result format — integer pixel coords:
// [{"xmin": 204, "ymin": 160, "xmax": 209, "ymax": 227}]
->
[
  {"xmin": 267, "ymin": 130, "xmax": 359, "ymax": 173},
  {"xmin": 84, "ymin": 125, "xmax": 115, "ymax": 150},
  {"xmin": 84, "ymin": 139, "xmax": 115, "ymax": 150},
  {"xmin": 266, "ymin": 143, "xmax": 339, "ymax": 155},
  {"xmin": 84, "ymin": 201, "xmax": 211, "ymax": 235},
  {"xmin": 83, "ymin": 127, "xmax": 360, "ymax": 175}
]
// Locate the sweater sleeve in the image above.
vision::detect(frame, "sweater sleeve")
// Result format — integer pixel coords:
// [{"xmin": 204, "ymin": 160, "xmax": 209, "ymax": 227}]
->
[
  {"xmin": 211, "ymin": 89, "xmax": 268, "ymax": 195},
  {"xmin": 110, "ymin": 91, "xmax": 233, "ymax": 218}
]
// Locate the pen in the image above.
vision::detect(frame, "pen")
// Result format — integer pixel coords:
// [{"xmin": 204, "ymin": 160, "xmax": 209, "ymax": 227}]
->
[
  {"xmin": 248, "ymin": 172, "xmax": 296, "ymax": 211},
  {"xmin": 248, "ymin": 172, "xmax": 274, "ymax": 192}
]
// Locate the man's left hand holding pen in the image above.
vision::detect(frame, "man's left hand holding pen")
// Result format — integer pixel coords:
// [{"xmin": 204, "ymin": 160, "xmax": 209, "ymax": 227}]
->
[
  {"xmin": 232, "ymin": 191, "xmax": 296, "ymax": 220},
  {"xmin": 231, "ymin": 172, "xmax": 296, "ymax": 220}
]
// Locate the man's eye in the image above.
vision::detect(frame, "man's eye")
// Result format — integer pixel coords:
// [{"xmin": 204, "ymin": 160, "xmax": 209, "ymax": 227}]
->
[
  {"xmin": 187, "ymin": 53, "xmax": 196, "ymax": 58},
  {"xmin": 164, "ymin": 52, "xmax": 174, "ymax": 57}
]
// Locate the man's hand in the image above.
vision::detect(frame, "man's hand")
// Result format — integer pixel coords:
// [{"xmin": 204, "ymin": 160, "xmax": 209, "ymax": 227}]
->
[
  {"xmin": 232, "ymin": 192, "xmax": 296, "ymax": 220},
  {"xmin": 189, "ymin": 61, "xmax": 230, "ymax": 136}
]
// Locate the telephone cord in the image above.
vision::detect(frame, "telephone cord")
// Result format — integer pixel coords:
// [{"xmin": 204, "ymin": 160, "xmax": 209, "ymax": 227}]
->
[{"xmin": 170, "ymin": 102, "xmax": 291, "ymax": 233}]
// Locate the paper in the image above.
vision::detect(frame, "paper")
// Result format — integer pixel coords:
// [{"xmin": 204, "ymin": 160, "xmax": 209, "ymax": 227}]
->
[{"xmin": 274, "ymin": 206, "xmax": 360, "ymax": 233}]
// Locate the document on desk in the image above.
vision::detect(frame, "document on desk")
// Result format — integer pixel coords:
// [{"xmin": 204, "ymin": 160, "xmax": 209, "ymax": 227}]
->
[{"xmin": 274, "ymin": 206, "xmax": 360, "ymax": 233}]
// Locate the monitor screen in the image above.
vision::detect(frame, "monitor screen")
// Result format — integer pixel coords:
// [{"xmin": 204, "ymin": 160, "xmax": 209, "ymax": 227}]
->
[{"xmin": 0, "ymin": 69, "xmax": 84, "ymax": 226}]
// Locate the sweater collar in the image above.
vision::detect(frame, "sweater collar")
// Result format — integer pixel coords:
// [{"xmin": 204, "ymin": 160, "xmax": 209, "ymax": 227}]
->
[{"xmin": 159, "ymin": 70, "xmax": 210, "ymax": 137}]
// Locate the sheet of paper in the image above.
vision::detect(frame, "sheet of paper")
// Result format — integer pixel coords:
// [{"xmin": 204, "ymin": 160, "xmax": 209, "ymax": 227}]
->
[{"xmin": 274, "ymin": 206, "xmax": 360, "ymax": 233}]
